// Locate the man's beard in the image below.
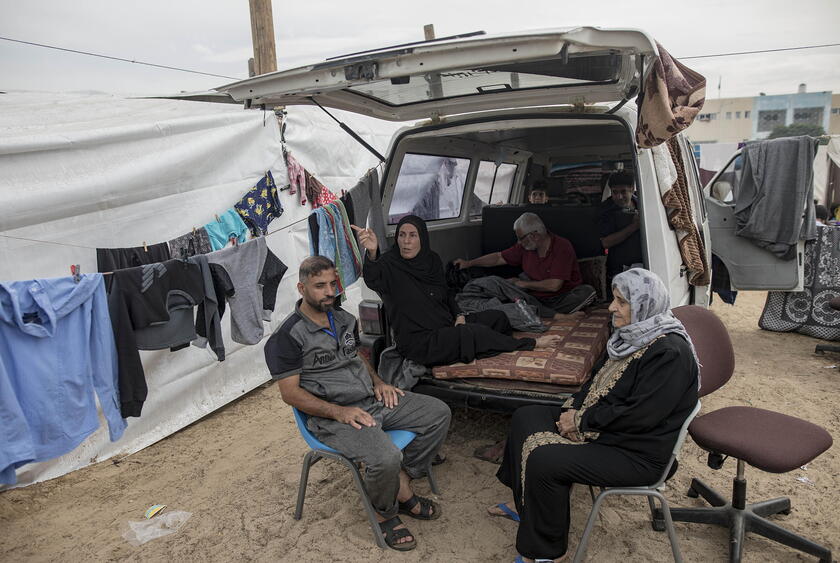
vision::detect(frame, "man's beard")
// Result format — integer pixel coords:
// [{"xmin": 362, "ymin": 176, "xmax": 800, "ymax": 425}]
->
[{"xmin": 305, "ymin": 295, "xmax": 335, "ymax": 312}]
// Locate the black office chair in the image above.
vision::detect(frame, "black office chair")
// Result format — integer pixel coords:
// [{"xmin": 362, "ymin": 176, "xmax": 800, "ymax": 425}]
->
[{"xmin": 653, "ymin": 306, "xmax": 833, "ymax": 562}]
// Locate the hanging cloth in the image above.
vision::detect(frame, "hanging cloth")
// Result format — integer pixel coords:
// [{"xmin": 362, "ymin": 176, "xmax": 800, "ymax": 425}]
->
[
  {"xmin": 285, "ymin": 153, "xmax": 307, "ymax": 206},
  {"xmin": 636, "ymin": 42, "xmax": 706, "ymax": 149},
  {"xmin": 234, "ymin": 171, "xmax": 284, "ymax": 237}
]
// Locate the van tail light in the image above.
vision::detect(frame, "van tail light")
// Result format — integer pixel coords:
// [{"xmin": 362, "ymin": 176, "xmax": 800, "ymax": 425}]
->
[{"xmin": 358, "ymin": 300, "xmax": 386, "ymax": 336}]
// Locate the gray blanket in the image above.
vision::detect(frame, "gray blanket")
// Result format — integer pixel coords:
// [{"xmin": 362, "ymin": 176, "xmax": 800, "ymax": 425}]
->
[
  {"xmin": 456, "ymin": 275, "xmax": 550, "ymax": 332},
  {"xmin": 734, "ymin": 136, "xmax": 818, "ymax": 260}
]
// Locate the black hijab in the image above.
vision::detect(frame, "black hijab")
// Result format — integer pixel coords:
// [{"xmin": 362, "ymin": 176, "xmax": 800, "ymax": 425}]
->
[{"xmin": 379, "ymin": 215, "xmax": 447, "ymax": 288}]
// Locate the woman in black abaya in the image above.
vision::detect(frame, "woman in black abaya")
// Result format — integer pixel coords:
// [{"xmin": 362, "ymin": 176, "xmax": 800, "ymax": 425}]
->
[
  {"xmin": 352, "ymin": 216, "xmax": 558, "ymax": 367},
  {"xmin": 490, "ymin": 268, "xmax": 700, "ymax": 563}
]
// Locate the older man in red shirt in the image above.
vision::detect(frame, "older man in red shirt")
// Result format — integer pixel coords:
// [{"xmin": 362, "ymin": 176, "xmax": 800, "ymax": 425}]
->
[{"xmin": 454, "ymin": 212, "xmax": 596, "ymax": 314}]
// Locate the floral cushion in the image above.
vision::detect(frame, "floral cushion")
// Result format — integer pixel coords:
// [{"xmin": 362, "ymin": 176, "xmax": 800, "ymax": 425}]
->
[{"xmin": 431, "ymin": 308, "xmax": 611, "ymax": 387}]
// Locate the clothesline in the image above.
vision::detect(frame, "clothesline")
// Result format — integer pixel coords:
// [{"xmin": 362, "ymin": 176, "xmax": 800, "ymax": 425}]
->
[{"xmin": 0, "ymin": 213, "xmax": 313, "ymax": 254}]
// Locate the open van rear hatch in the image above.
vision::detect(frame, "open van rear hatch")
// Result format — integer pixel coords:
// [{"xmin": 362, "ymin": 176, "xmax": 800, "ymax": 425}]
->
[{"xmin": 217, "ymin": 27, "xmax": 658, "ymax": 121}]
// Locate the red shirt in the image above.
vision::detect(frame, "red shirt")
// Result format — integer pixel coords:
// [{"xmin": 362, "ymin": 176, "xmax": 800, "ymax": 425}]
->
[{"xmin": 500, "ymin": 233, "xmax": 582, "ymax": 297}]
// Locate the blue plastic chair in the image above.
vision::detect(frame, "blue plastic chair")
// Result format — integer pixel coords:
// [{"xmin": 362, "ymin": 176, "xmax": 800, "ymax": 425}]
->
[{"xmin": 291, "ymin": 407, "xmax": 439, "ymax": 549}]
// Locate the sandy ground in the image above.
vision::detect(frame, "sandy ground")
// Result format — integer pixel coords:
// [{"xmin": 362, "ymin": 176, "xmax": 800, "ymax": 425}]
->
[{"xmin": 1, "ymin": 291, "xmax": 838, "ymax": 562}]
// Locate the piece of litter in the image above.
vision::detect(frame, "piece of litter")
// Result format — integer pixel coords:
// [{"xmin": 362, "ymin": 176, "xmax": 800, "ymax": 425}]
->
[
  {"xmin": 144, "ymin": 504, "xmax": 167, "ymax": 519},
  {"xmin": 122, "ymin": 510, "xmax": 191, "ymax": 546},
  {"xmin": 824, "ymin": 365, "xmax": 837, "ymax": 369},
  {"xmin": 795, "ymin": 476, "xmax": 815, "ymax": 486},
  {"xmin": 800, "ymin": 464, "xmax": 808, "ymax": 471}
]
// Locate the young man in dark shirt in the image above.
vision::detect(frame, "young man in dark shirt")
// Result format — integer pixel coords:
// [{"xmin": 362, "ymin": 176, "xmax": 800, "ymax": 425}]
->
[
  {"xmin": 599, "ymin": 172, "xmax": 644, "ymax": 283},
  {"xmin": 264, "ymin": 256, "xmax": 451, "ymax": 551}
]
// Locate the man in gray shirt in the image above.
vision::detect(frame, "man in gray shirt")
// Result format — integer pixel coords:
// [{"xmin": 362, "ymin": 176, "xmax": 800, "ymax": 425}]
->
[{"xmin": 264, "ymin": 256, "xmax": 451, "ymax": 551}]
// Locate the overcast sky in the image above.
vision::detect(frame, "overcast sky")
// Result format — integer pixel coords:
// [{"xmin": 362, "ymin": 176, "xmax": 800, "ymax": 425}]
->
[{"xmin": 1, "ymin": 0, "xmax": 838, "ymax": 102}]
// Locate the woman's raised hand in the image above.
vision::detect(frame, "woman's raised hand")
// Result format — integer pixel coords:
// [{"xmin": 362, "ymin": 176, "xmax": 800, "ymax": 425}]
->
[{"xmin": 351, "ymin": 225, "xmax": 378, "ymax": 255}]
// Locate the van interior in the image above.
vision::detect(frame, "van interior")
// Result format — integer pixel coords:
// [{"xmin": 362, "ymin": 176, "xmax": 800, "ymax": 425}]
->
[{"xmin": 370, "ymin": 112, "xmax": 644, "ymax": 409}]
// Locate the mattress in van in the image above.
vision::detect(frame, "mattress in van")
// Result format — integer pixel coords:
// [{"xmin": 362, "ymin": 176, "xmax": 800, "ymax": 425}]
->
[{"xmin": 431, "ymin": 308, "xmax": 611, "ymax": 388}]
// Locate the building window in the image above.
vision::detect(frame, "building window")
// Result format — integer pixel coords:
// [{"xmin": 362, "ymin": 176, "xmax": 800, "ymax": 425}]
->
[
  {"xmin": 745, "ymin": 110, "xmax": 751, "ymax": 118},
  {"xmin": 757, "ymin": 109, "xmax": 786, "ymax": 132},
  {"xmin": 735, "ymin": 111, "xmax": 741, "ymax": 119},
  {"xmin": 726, "ymin": 112, "xmax": 732, "ymax": 119},
  {"xmin": 832, "ymin": 108, "xmax": 840, "ymax": 115},
  {"xmin": 793, "ymin": 107, "xmax": 824, "ymax": 126}
]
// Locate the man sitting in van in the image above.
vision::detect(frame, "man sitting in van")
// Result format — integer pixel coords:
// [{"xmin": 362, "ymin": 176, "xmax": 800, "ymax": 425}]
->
[
  {"xmin": 453, "ymin": 212, "xmax": 596, "ymax": 314},
  {"xmin": 599, "ymin": 171, "xmax": 644, "ymax": 284}
]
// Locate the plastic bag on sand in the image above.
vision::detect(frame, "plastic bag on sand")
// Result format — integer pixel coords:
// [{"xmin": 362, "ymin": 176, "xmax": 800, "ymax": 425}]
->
[{"xmin": 122, "ymin": 511, "xmax": 192, "ymax": 546}]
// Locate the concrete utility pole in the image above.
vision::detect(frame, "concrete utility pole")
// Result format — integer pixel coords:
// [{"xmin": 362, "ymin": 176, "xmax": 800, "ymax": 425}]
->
[{"xmin": 248, "ymin": 0, "xmax": 277, "ymax": 76}]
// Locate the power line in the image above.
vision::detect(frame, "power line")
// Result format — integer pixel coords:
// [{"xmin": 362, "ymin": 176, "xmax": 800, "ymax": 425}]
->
[
  {"xmin": 681, "ymin": 43, "xmax": 840, "ymax": 60},
  {"xmin": 2, "ymin": 34, "xmax": 839, "ymax": 81},
  {"xmin": 0, "ymin": 36, "xmax": 243, "ymax": 80}
]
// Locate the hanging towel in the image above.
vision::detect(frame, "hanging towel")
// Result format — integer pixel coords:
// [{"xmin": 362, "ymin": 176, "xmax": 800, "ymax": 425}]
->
[
  {"xmin": 314, "ymin": 208, "xmax": 342, "ymax": 292},
  {"xmin": 235, "ymin": 171, "xmax": 284, "ymax": 237},
  {"xmin": 334, "ymin": 199, "xmax": 363, "ymax": 279},
  {"xmin": 96, "ymin": 242, "xmax": 170, "ymax": 273},
  {"xmin": 306, "ymin": 170, "xmax": 338, "ymax": 209},
  {"xmin": 204, "ymin": 209, "xmax": 249, "ymax": 251},
  {"xmin": 0, "ymin": 274, "xmax": 126, "ymax": 485},
  {"xmin": 636, "ymin": 42, "xmax": 706, "ymax": 149},
  {"xmin": 662, "ymin": 137, "xmax": 710, "ymax": 285},
  {"xmin": 324, "ymin": 203, "xmax": 358, "ymax": 289},
  {"xmin": 168, "ymin": 227, "xmax": 213, "ymax": 259}
]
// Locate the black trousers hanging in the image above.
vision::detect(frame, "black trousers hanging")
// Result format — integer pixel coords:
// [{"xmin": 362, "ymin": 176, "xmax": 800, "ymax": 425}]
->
[
  {"xmin": 496, "ymin": 405, "xmax": 661, "ymax": 560},
  {"xmin": 401, "ymin": 309, "xmax": 535, "ymax": 366}
]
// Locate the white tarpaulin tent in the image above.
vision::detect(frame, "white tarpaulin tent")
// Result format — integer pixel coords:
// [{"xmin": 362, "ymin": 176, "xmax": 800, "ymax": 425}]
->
[{"xmin": 0, "ymin": 92, "xmax": 401, "ymax": 488}]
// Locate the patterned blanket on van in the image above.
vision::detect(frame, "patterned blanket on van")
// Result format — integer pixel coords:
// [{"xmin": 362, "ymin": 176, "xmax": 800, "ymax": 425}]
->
[{"xmin": 431, "ymin": 308, "xmax": 611, "ymax": 388}]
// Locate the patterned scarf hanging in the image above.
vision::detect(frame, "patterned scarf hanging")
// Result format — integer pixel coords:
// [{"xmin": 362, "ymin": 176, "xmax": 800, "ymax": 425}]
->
[{"xmin": 636, "ymin": 42, "xmax": 706, "ymax": 149}]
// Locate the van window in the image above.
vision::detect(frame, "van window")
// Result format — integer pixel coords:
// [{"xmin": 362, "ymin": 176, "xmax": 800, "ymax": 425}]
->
[
  {"xmin": 470, "ymin": 161, "xmax": 517, "ymax": 216},
  {"xmin": 388, "ymin": 154, "xmax": 470, "ymax": 223},
  {"xmin": 709, "ymin": 154, "xmax": 743, "ymax": 205}
]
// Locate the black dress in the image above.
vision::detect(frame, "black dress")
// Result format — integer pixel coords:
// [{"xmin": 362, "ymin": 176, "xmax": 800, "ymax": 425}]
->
[
  {"xmin": 361, "ymin": 215, "xmax": 535, "ymax": 366},
  {"xmin": 496, "ymin": 333, "xmax": 699, "ymax": 560}
]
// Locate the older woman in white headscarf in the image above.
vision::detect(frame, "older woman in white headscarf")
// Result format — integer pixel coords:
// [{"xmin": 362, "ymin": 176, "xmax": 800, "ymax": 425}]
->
[{"xmin": 490, "ymin": 268, "xmax": 700, "ymax": 563}]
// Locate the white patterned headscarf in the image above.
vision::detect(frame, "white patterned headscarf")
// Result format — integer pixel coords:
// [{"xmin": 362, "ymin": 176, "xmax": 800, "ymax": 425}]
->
[{"xmin": 607, "ymin": 268, "xmax": 700, "ymax": 379}]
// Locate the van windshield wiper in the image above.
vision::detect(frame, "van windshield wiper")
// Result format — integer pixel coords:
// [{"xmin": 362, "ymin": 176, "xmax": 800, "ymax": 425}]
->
[{"xmin": 308, "ymin": 96, "xmax": 386, "ymax": 163}]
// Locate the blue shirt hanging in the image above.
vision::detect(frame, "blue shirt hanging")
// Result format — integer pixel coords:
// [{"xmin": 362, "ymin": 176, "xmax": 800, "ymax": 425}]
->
[{"xmin": 0, "ymin": 274, "xmax": 126, "ymax": 485}]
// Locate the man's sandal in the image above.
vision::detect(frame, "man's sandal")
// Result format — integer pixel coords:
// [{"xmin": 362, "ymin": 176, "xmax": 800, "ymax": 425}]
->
[
  {"xmin": 379, "ymin": 516, "xmax": 416, "ymax": 551},
  {"xmin": 398, "ymin": 495, "xmax": 441, "ymax": 520}
]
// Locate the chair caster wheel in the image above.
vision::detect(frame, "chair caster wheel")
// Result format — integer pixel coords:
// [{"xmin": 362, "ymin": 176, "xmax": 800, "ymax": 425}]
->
[
  {"xmin": 651, "ymin": 519, "xmax": 666, "ymax": 532},
  {"xmin": 686, "ymin": 487, "xmax": 699, "ymax": 498}
]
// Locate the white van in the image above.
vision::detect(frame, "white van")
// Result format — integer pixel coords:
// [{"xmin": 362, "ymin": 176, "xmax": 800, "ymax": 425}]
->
[{"xmin": 218, "ymin": 27, "xmax": 803, "ymax": 409}]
